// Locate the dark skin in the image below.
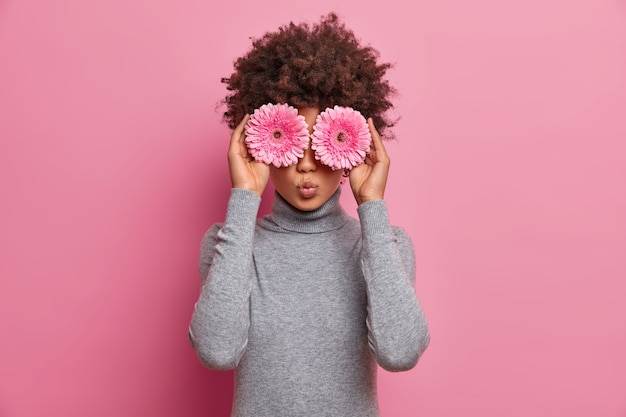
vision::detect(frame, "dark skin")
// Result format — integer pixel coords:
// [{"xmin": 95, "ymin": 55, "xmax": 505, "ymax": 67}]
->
[{"xmin": 228, "ymin": 108, "xmax": 389, "ymax": 208}]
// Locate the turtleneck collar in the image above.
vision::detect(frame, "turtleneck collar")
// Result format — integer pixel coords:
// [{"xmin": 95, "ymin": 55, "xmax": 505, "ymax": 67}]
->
[{"xmin": 267, "ymin": 187, "xmax": 351, "ymax": 233}]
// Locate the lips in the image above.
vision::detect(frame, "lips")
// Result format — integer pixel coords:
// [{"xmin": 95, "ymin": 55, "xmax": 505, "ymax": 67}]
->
[{"xmin": 298, "ymin": 181, "xmax": 318, "ymax": 198}]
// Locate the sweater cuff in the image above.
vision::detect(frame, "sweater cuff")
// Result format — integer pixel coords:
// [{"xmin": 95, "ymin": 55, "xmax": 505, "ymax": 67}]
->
[
  {"xmin": 357, "ymin": 199, "xmax": 393, "ymax": 239},
  {"xmin": 224, "ymin": 188, "xmax": 262, "ymax": 228}
]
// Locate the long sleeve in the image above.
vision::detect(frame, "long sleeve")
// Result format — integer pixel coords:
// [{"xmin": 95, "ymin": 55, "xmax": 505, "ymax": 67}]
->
[
  {"xmin": 357, "ymin": 199, "xmax": 430, "ymax": 372},
  {"xmin": 189, "ymin": 188, "xmax": 261, "ymax": 370}
]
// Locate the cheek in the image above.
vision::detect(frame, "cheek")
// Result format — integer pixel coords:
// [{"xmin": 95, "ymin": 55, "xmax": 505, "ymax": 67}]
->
[
  {"xmin": 269, "ymin": 166, "xmax": 291, "ymax": 187},
  {"xmin": 324, "ymin": 169, "xmax": 345, "ymax": 188}
]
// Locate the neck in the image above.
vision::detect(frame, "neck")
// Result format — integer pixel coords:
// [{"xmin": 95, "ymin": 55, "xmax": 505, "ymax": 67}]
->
[{"xmin": 269, "ymin": 188, "xmax": 350, "ymax": 233}]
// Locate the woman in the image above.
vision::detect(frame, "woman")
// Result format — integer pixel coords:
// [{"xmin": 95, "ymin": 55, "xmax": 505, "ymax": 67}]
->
[{"xmin": 189, "ymin": 13, "xmax": 430, "ymax": 417}]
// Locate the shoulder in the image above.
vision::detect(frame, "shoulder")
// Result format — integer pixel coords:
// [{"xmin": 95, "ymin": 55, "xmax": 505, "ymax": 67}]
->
[{"xmin": 255, "ymin": 214, "xmax": 278, "ymax": 232}]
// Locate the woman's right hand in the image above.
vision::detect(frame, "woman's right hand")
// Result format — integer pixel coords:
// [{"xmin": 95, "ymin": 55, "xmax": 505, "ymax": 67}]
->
[{"xmin": 227, "ymin": 115, "xmax": 270, "ymax": 197}]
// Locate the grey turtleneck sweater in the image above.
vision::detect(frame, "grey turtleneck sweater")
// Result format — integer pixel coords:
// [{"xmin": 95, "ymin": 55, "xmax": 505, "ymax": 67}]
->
[{"xmin": 189, "ymin": 188, "xmax": 430, "ymax": 417}]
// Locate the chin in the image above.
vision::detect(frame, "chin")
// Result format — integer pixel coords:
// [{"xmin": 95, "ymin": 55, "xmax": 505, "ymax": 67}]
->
[{"xmin": 292, "ymin": 198, "xmax": 322, "ymax": 211}]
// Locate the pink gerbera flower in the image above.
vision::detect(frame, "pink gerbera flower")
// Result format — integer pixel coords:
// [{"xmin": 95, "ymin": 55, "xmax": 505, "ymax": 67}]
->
[
  {"xmin": 244, "ymin": 103, "xmax": 310, "ymax": 168},
  {"xmin": 311, "ymin": 106, "xmax": 371, "ymax": 170}
]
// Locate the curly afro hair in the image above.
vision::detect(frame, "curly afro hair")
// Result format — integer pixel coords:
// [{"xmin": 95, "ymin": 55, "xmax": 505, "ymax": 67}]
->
[{"xmin": 221, "ymin": 13, "xmax": 398, "ymax": 139}]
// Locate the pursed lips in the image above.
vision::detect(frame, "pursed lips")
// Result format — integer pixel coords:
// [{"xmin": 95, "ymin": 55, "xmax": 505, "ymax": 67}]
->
[
  {"xmin": 298, "ymin": 180, "xmax": 317, "ymax": 190},
  {"xmin": 297, "ymin": 181, "xmax": 318, "ymax": 197}
]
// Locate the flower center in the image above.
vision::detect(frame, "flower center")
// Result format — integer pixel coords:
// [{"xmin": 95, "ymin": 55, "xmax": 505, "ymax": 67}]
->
[
  {"xmin": 273, "ymin": 130, "xmax": 282, "ymax": 140},
  {"xmin": 336, "ymin": 132, "xmax": 345, "ymax": 142}
]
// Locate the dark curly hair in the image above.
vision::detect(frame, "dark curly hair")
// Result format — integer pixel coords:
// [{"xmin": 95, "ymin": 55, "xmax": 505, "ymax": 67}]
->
[{"xmin": 220, "ymin": 13, "xmax": 398, "ymax": 139}]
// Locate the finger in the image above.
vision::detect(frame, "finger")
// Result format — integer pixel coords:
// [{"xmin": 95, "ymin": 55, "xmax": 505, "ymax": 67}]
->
[
  {"xmin": 229, "ymin": 115, "xmax": 251, "ymax": 160},
  {"xmin": 237, "ymin": 113, "xmax": 250, "ymax": 130},
  {"xmin": 231, "ymin": 114, "xmax": 250, "ymax": 146},
  {"xmin": 367, "ymin": 118, "xmax": 389, "ymax": 163}
]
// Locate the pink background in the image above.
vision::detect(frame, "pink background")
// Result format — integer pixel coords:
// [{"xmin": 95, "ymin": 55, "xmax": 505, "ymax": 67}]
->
[{"xmin": 1, "ymin": 0, "xmax": 625, "ymax": 416}]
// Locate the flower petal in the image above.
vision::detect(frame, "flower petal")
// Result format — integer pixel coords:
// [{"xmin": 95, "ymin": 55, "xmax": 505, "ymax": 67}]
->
[
  {"xmin": 311, "ymin": 106, "xmax": 371, "ymax": 170},
  {"xmin": 244, "ymin": 103, "xmax": 310, "ymax": 168}
]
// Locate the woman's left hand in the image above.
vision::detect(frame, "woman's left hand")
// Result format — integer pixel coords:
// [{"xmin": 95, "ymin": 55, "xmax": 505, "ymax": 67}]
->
[{"xmin": 349, "ymin": 118, "xmax": 390, "ymax": 205}]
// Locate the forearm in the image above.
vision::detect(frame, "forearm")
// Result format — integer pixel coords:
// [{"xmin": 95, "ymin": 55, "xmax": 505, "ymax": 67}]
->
[
  {"xmin": 189, "ymin": 188, "xmax": 261, "ymax": 369},
  {"xmin": 358, "ymin": 200, "xmax": 430, "ymax": 371}
]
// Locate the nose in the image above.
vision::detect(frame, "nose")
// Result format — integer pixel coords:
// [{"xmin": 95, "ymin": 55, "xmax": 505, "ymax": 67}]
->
[{"xmin": 296, "ymin": 141, "xmax": 317, "ymax": 173}]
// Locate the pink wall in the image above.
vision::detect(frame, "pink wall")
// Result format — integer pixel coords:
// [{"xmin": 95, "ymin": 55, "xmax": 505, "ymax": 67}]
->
[{"xmin": 1, "ymin": 0, "xmax": 625, "ymax": 416}]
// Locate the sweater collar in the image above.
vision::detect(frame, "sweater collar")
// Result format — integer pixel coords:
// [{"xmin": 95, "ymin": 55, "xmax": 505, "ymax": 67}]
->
[{"xmin": 268, "ymin": 188, "xmax": 351, "ymax": 233}]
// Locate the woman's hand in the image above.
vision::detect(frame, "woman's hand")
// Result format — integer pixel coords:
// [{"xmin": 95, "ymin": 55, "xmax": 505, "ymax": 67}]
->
[
  {"xmin": 227, "ymin": 115, "xmax": 270, "ymax": 197},
  {"xmin": 349, "ymin": 118, "xmax": 390, "ymax": 205}
]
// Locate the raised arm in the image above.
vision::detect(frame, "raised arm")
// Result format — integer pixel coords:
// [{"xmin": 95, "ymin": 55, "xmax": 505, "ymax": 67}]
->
[
  {"xmin": 358, "ymin": 202, "xmax": 430, "ymax": 371},
  {"xmin": 189, "ymin": 116, "xmax": 268, "ymax": 369},
  {"xmin": 189, "ymin": 189, "xmax": 260, "ymax": 370},
  {"xmin": 351, "ymin": 120, "xmax": 430, "ymax": 371}
]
